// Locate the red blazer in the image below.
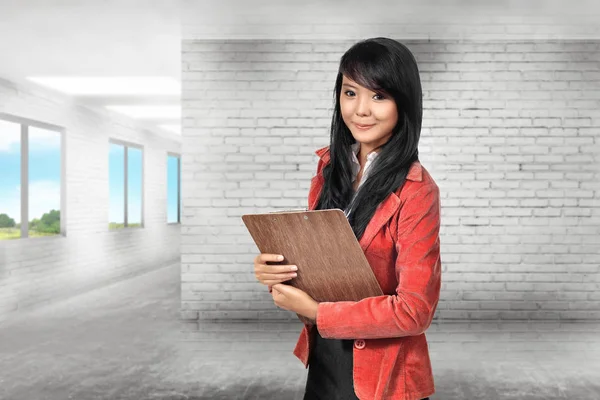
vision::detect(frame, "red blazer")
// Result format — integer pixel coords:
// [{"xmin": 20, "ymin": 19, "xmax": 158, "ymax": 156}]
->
[{"xmin": 293, "ymin": 145, "xmax": 442, "ymax": 400}]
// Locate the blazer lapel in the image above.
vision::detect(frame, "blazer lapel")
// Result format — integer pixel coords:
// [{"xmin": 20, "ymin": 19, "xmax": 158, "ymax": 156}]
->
[
  {"xmin": 357, "ymin": 192, "xmax": 400, "ymax": 252},
  {"xmin": 310, "ymin": 146, "xmax": 402, "ymax": 252}
]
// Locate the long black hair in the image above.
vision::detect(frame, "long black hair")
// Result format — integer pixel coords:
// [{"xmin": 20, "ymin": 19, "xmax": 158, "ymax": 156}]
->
[{"xmin": 314, "ymin": 37, "xmax": 423, "ymax": 240}]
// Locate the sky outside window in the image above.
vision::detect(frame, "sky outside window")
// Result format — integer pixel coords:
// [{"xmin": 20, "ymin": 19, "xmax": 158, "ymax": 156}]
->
[
  {"xmin": 167, "ymin": 155, "xmax": 180, "ymax": 223},
  {"xmin": 28, "ymin": 126, "xmax": 61, "ymax": 237},
  {"xmin": 127, "ymin": 147, "xmax": 142, "ymax": 227},
  {"xmin": 109, "ymin": 143, "xmax": 125, "ymax": 228},
  {"xmin": 0, "ymin": 120, "xmax": 21, "ymax": 239}
]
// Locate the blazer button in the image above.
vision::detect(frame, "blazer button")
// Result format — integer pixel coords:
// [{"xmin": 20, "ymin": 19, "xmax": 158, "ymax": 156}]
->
[{"xmin": 354, "ymin": 339, "xmax": 366, "ymax": 349}]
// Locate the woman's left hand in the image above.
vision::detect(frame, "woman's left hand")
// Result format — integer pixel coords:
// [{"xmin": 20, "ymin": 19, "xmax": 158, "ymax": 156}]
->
[{"xmin": 271, "ymin": 283, "xmax": 319, "ymax": 322}]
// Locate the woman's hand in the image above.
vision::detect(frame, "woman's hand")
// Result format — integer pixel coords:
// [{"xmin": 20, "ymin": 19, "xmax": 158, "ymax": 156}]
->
[
  {"xmin": 253, "ymin": 253, "xmax": 298, "ymax": 293},
  {"xmin": 271, "ymin": 283, "xmax": 319, "ymax": 322}
]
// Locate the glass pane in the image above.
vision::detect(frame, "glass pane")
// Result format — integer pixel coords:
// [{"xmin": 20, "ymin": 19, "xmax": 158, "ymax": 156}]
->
[
  {"xmin": 167, "ymin": 155, "xmax": 179, "ymax": 223},
  {"xmin": 109, "ymin": 143, "xmax": 125, "ymax": 229},
  {"xmin": 0, "ymin": 120, "xmax": 21, "ymax": 240},
  {"xmin": 28, "ymin": 126, "xmax": 61, "ymax": 238},
  {"xmin": 127, "ymin": 147, "xmax": 143, "ymax": 227}
]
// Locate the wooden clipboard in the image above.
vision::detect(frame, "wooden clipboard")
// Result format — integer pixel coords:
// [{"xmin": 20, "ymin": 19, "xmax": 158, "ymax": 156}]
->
[{"xmin": 241, "ymin": 208, "xmax": 383, "ymax": 325}]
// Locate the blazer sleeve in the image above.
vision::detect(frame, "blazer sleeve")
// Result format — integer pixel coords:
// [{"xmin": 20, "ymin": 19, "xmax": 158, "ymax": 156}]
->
[{"xmin": 315, "ymin": 182, "xmax": 442, "ymax": 339}]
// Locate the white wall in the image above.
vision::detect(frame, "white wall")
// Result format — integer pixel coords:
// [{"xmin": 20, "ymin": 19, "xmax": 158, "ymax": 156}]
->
[
  {"xmin": 0, "ymin": 78, "xmax": 181, "ymax": 321},
  {"xmin": 181, "ymin": 39, "xmax": 600, "ymax": 322},
  {"xmin": 181, "ymin": 0, "xmax": 600, "ymax": 41}
]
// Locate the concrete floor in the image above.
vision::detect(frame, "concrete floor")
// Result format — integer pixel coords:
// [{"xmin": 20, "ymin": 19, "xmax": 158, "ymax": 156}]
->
[{"xmin": 0, "ymin": 264, "xmax": 599, "ymax": 400}]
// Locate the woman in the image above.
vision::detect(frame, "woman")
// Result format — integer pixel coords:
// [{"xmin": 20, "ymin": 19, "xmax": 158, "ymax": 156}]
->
[{"xmin": 254, "ymin": 37, "xmax": 441, "ymax": 400}]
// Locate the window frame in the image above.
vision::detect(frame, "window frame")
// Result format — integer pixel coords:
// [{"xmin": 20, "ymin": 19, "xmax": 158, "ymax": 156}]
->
[
  {"xmin": 0, "ymin": 112, "xmax": 66, "ymax": 240},
  {"xmin": 167, "ymin": 152, "xmax": 181, "ymax": 225},
  {"xmin": 108, "ymin": 138, "xmax": 145, "ymax": 230}
]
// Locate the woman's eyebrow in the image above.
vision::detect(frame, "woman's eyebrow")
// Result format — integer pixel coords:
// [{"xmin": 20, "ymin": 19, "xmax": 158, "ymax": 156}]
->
[{"xmin": 342, "ymin": 83, "xmax": 383, "ymax": 93}]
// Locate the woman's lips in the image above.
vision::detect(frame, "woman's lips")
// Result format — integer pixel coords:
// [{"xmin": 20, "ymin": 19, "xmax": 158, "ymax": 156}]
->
[{"xmin": 354, "ymin": 123, "xmax": 375, "ymax": 130}]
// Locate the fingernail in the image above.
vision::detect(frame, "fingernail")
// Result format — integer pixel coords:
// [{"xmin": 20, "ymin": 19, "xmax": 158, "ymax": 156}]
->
[
  {"xmin": 291, "ymin": 266, "xmax": 298, "ymax": 271},
  {"xmin": 278, "ymin": 255, "xmax": 284, "ymax": 260}
]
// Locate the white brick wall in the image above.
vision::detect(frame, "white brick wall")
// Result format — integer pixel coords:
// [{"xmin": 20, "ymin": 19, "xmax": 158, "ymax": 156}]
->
[
  {"xmin": 182, "ymin": 40, "xmax": 600, "ymax": 322},
  {"xmin": 0, "ymin": 78, "xmax": 181, "ymax": 321}
]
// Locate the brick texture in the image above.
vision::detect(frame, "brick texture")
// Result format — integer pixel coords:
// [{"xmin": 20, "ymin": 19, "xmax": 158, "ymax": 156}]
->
[{"xmin": 181, "ymin": 39, "xmax": 600, "ymax": 322}]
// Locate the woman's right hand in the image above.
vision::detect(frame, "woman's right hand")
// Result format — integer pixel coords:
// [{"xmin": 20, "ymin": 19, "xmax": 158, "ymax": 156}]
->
[{"xmin": 254, "ymin": 254, "xmax": 298, "ymax": 292}]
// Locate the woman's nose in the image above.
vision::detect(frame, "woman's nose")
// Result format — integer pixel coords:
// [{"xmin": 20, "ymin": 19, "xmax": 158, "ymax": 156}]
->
[{"xmin": 355, "ymin": 97, "xmax": 371, "ymax": 116}]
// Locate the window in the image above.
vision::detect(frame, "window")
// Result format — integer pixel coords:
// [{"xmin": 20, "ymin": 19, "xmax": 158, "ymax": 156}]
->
[
  {"xmin": 108, "ymin": 143, "xmax": 125, "ymax": 228},
  {"xmin": 0, "ymin": 119, "xmax": 21, "ymax": 240},
  {"xmin": 109, "ymin": 140, "xmax": 143, "ymax": 229},
  {"xmin": 127, "ymin": 147, "xmax": 143, "ymax": 227},
  {"xmin": 0, "ymin": 115, "xmax": 63, "ymax": 240},
  {"xmin": 167, "ymin": 153, "xmax": 181, "ymax": 224}
]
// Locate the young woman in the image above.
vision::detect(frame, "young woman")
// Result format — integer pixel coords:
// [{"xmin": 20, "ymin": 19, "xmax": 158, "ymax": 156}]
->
[{"xmin": 254, "ymin": 37, "xmax": 441, "ymax": 400}]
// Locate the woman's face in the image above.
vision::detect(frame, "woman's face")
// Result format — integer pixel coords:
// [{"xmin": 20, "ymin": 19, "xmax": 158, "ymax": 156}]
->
[{"xmin": 339, "ymin": 74, "xmax": 398, "ymax": 152}]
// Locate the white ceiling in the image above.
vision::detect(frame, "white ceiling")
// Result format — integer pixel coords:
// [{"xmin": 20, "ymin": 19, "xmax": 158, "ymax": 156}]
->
[{"xmin": 0, "ymin": 0, "xmax": 181, "ymax": 137}]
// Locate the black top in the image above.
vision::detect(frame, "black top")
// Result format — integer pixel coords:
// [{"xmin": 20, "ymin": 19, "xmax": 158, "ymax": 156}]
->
[
  {"xmin": 302, "ymin": 329, "xmax": 431, "ymax": 400},
  {"xmin": 303, "ymin": 328, "xmax": 358, "ymax": 400}
]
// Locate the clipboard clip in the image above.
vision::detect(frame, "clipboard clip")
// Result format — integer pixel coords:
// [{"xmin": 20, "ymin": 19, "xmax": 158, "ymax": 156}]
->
[{"xmin": 267, "ymin": 208, "xmax": 309, "ymax": 213}]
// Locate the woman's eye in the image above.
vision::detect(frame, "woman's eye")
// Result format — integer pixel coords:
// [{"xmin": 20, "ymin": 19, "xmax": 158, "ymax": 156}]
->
[{"xmin": 344, "ymin": 90, "xmax": 385, "ymax": 100}]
